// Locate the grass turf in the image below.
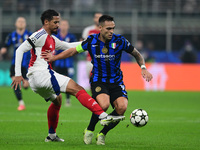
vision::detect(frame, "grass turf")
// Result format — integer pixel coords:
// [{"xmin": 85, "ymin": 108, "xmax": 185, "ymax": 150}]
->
[{"xmin": 0, "ymin": 87, "xmax": 199, "ymax": 150}]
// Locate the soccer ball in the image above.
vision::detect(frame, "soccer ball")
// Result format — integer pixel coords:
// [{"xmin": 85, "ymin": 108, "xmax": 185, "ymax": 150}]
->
[{"xmin": 130, "ymin": 109, "xmax": 148, "ymax": 127}]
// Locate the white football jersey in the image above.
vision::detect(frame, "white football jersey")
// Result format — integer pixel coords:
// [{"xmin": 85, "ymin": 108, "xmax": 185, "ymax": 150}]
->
[{"xmin": 15, "ymin": 28, "xmax": 81, "ymax": 76}]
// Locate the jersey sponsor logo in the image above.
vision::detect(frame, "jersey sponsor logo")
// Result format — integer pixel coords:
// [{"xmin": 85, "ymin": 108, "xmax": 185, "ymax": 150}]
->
[
  {"xmin": 49, "ymin": 44, "xmax": 52, "ymax": 49},
  {"xmin": 94, "ymin": 54, "xmax": 115, "ymax": 61},
  {"xmin": 95, "ymin": 86, "xmax": 101, "ymax": 92}
]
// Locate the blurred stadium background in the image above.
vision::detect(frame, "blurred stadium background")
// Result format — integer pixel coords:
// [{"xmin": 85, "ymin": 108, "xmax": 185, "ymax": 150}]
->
[{"xmin": 0, "ymin": 0, "xmax": 200, "ymax": 91}]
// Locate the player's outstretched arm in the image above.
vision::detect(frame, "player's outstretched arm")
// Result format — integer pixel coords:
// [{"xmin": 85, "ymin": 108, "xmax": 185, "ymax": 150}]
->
[
  {"xmin": 41, "ymin": 47, "xmax": 78, "ymax": 62},
  {"xmin": 131, "ymin": 47, "xmax": 153, "ymax": 82}
]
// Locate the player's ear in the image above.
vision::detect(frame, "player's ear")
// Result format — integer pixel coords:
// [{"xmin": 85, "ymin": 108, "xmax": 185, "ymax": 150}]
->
[
  {"xmin": 44, "ymin": 19, "xmax": 49, "ymax": 25},
  {"xmin": 99, "ymin": 25, "xmax": 102, "ymax": 31}
]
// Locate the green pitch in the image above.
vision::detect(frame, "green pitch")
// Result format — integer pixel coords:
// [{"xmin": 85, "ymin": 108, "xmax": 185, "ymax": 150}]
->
[{"xmin": 0, "ymin": 87, "xmax": 199, "ymax": 150}]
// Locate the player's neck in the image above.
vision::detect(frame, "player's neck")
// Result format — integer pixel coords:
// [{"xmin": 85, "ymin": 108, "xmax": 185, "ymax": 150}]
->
[
  {"xmin": 43, "ymin": 26, "xmax": 53, "ymax": 36},
  {"xmin": 98, "ymin": 34, "xmax": 108, "ymax": 43},
  {"xmin": 16, "ymin": 28, "xmax": 25, "ymax": 35}
]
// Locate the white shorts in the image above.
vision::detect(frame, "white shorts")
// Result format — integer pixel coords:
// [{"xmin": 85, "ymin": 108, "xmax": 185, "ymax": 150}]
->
[{"xmin": 27, "ymin": 69, "xmax": 71, "ymax": 101}]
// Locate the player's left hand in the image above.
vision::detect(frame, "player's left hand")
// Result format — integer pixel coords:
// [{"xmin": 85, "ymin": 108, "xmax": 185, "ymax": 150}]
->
[
  {"xmin": 11, "ymin": 76, "xmax": 24, "ymax": 90},
  {"xmin": 141, "ymin": 69, "xmax": 153, "ymax": 82}
]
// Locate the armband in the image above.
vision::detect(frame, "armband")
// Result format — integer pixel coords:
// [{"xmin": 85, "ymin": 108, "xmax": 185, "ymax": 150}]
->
[{"xmin": 76, "ymin": 44, "xmax": 85, "ymax": 53}]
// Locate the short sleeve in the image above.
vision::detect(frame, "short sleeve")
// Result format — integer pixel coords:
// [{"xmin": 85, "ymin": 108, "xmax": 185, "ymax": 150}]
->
[{"xmin": 121, "ymin": 36, "xmax": 134, "ymax": 54}]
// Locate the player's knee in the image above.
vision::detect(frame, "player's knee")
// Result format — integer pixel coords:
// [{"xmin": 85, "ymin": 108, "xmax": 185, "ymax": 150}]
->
[
  {"xmin": 116, "ymin": 103, "xmax": 127, "ymax": 115},
  {"xmin": 101, "ymin": 103, "xmax": 110, "ymax": 111},
  {"xmin": 53, "ymin": 94, "xmax": 62, "ymax": 106},
  {"xmin": 66, "ymin": 79, "xmax": 84, "ymax": 96}
]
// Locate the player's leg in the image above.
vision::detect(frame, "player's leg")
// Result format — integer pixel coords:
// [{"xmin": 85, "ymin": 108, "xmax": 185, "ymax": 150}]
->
[
  {"xmin": 97, "ymin": 83, "xmax": 128, "ymax": 145},
  {"xmin": 65, "ymin": 79, "xmax": 107, "ymax": 117},
  {"xmin": 46, "ymin": 94, "xmax": 64, "ymax": 142},
  {"xmin": 55, "ymin": 72, "xmax": 118, "ymax": 124},
  {"xmin": 99, "ymin": 97, "xmax": 128, "ymax": 133},
  {"xmin": 27, "ymin": 70, "xmax": 64, "ymax": 142},
  {"xmin": 96, "ymin": 97, "xmax": 128, "ymax": 145},
  {"xmin": 84, "ymin": 93, "xmax": 110, "ymax": 144}
]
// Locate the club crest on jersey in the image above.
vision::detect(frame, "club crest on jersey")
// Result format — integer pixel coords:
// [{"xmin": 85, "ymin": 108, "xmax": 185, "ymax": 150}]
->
[
  {"xmin": 95, "ymin": 86, "xmax": 101, "ymax": 92},
  {"xmin": 111, "ymin": 43, "xmax": 116, "ymax": 49},
  {"xmin": 102, "ymin": 47, "xmax": 108, "ymax": 54}
]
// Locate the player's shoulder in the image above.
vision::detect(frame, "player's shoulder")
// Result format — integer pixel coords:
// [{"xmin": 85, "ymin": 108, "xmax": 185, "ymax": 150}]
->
[
  {"xmin": 28, "ymin": 28, "xmax": 48, "ymax": 45},
  {"xmin": 9, "ymin": 30, "xmax": 17, "ymax": 36},
  {"xmin": 113, "ymin": 33, "xmax": 125, "ymax": 40},
  {"xmin": 30, "ymin": 28, "xmax": 47, "ymax": 39},
  {"xmin": 113, "ymin": 34, "xmax": 128, "ymax": 42},
  {"xmin": 85, "ymin": 34, "xmax": 98, "ymax": 43}
]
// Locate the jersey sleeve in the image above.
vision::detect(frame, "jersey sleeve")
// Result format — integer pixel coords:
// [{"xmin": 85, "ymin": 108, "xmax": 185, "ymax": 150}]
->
[
  {"xmin": 76, "ymin": 36, "xmax": 92, "ymax": 53},
  {"xmin": 27, "ymin": 33, "xmax": 44, "ymax": 48},
  {"xmin": 121, "ymin": 36, "xmax": 134, "ymax": 54},
  {"xmin": 53, "ymin": 35, "xmax": 81, "ymax": 50},
  {"xmin": 15, "ymin": 40, "xmax": 32, "ymax": 76}
]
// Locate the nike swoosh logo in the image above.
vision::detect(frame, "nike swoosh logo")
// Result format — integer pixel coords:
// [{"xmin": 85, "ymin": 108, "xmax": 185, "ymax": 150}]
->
[{"xmin": 92, "ymin": 45, "xmax": 98, "ymax": 47}]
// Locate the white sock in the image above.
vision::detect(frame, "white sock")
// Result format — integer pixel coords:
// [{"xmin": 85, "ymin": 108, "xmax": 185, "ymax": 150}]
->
[
  {"xmin": 99, "ymin": 112, "xmax": 108, "ymax": 119},
  {"xmin": 19, "ymin": 100, "xmax": 25, "ymax": 106},
  {"xmin": 48, "ymin": 133, "xmax": 56, "ymax": 139}
]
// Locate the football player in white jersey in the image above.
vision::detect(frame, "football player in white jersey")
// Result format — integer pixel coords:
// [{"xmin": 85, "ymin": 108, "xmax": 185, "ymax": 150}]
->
[{"xmin": 11, "ymin": 9, "xmax": 125, "ymax": 142}]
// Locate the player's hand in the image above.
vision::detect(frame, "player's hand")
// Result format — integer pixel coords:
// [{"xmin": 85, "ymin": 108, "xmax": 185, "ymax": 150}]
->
[
  {"xmin": 141, "ymin": 69, "xmax": 153, "ymax": 82},
  {"xmin": 40, "ymin": 50, "xmax": 55, "ymax": 62},
  {"xmin": 11, "ymin": 76, "xmax": 24, "ymax": 90}
]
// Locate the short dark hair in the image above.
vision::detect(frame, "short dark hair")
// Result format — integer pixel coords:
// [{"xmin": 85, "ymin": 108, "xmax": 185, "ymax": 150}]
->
[
  {"xmin": 40, "ymin": 9, "xmax": 59, "ymax": 25},
  {"xmin": 99, "ymin": 15, "xmax": 114, "ymax": 25}
]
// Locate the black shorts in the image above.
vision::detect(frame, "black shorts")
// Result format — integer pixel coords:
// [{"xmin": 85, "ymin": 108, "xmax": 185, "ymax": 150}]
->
[
  {"xmin": 91, "ymin": 82, "xmax": 128, "ymax": 108},
  {"xmin": 10, "ymin": 65, "xmax": 28, "ymax": 79}
]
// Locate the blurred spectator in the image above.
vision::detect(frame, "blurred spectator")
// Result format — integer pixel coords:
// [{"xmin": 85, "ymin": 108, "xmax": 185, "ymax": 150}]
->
[
  {"xmin": 183, "ymin": 0, "xmax": 197, "ymax": 13},
  {"xmin": 180, "ymin": 41, "xmax": 197, "ymax": 63},
  {"xmin": 135, "ymin": 40, "xmax": 154, "ymax": 62}
]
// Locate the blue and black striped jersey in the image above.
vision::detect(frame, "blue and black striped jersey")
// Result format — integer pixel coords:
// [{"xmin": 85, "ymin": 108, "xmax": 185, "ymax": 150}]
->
[
  {"xmin": 4, "ymin": 30, "xmax": 32, "ymax": 68},
  {"xmin": 77, "ymin": 33, "xmax": 134, "ymax": 84}
]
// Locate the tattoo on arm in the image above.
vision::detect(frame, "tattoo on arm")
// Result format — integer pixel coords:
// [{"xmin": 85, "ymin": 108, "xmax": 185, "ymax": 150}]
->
[{"xmin": 131, "ymin": 48, "xmax": 145, "ymax": 66}]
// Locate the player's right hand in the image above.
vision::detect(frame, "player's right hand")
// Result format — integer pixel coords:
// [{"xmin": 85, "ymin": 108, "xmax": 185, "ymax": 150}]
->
[
  {"xmin": 11, "ymin": 76, "xmax": 24, "ymax": 90},
  {"xmin": 40, "ymin": 50, "xmax": 54, "ymax": 62}
]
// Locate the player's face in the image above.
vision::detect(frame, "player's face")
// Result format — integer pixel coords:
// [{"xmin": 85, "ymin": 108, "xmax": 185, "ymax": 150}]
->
[
  {"xmin": 59, "ymin": 20, "xmax": 69, "ymax": 32},
  {"xmin": 100, "ymin": 21, "xmax": 115, "ymax": 41},
  {"xmin": 49, "ymin": 16, "xmax": 60, "ymax": 34},
  {"xmin": 15, "ymin": 17, "xmax": 26, "ymax": 30}
]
